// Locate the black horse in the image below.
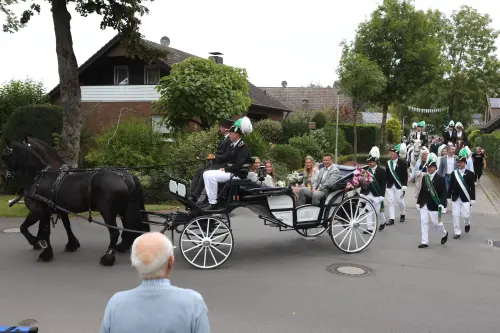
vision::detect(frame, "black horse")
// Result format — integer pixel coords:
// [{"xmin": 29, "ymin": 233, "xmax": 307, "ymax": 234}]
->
[
  {"xmin": 2, "ymin": 140, "xmax": 149, "ymax": 266},
  {"xmin": 23, "ymin": 136, "xmax": 148, "ymax": 253}
]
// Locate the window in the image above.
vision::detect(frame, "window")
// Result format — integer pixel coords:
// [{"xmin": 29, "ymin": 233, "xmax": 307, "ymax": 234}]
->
[
  {"xmin": 151, "ymin": 115, "xmax": 170, "ymax": 133},
  {"xmin": 144, "ymin": 66, "xmax": 161, "ymax": 84},
  {"xmin": 114, "ymin": 66, "xmax": 129, "ymax": 85}
]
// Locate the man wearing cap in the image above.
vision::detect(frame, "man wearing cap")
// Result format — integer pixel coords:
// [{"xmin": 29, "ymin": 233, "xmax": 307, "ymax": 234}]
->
[
  {"xmin": 448, "ymin": 148, "xmax": 475, "ymax": 239},
  {"xmin": 189, "ymin": 119, "xmax": 234, "ymax": 203},
  {"xmin": 202, "ymin": 117, "xmax": 252, "ymax": 210},
  {"xmin": 454, "ymin": 122, "xmax": 468, "ymax": 150},
  {"xmin": 360, "ymin": 146, "xmax": 387, "ymax": 233},
  {"xmin": 443, "ymin": 121, "xmax": 456, "ymax": 145},
  {"xmin": 416, "ymin": 153, "xmax": 448, "ymax": 248},
  {"xmin": 410, "ymin": 121, "xmax": 427, "ymax": 146},
  {"xmin": 386, "ymin": 144, "xmax": 408, "ymax": 225}
]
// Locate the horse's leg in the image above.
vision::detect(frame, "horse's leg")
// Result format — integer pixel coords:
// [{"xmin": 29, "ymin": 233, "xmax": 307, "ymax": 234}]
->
[
  {"xmin": 60, "ymin": 213, "xmax": 81, "ymax": 252},
  {"xmin": 20, "ymin": 212, "xmax": 42, "ymax": 250},
  {"xmin": 37, "ymin": 214, "xmax": 54, "ymax": 262},
  {"xmin": 99, "ymin": 211, "xmax": 120, "ymax": 266}
]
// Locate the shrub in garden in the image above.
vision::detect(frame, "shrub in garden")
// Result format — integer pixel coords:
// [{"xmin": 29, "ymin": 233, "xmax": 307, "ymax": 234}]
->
[
  {"xmin": 254, "ymin": 119, "xmax": 282, "ymax": 143},
  {"xmin": 289, "ymin": 134, "xmax": 323, "ymax": 161},
  {"xmin": 474, "ymin": 132, "xmax": 500, "ymax": 172},
  {"xmin": 311, "ymin": 110, "xmax": 328, "ymax": 129},
  {"xmin": 343, "ymin": 141, "xmax": 353, "ymax": 154},
  {"xmin": 271, "ymin": 162, "xmax": 290, "ymax": 184},
  {"xmin": 386, "ymin": 117, "xmax": 402, "ymax": 144},
  {"xmin": 468, "ymin": 129, "xmax": 481, "ymax": 145},
  {"xmin": 338, "ymin": 124, "xmax": 379, "ymax": 152},
  {"xmin": 322, "ymin": 123, "xmax": 347, "ymax": 154},
  {"xmin": 245, "ymin": 131, "xmax": 269, "ymax": 158},
  {"xmin": 269, "ymin": 144, "xmax": 302, "ymax": 170},
  {"xmin": 282, "ymin": 110, "xmax": 311, "ymax": 142},
  {"xmin": 0, "ymin": 104, "xmax": 62, "ymax": 153}
]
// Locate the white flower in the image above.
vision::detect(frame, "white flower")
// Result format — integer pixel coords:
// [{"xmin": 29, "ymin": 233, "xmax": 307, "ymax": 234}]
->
[{"xmin": 277, "ymin": 180, "xmax": 286, "ymax": 187}]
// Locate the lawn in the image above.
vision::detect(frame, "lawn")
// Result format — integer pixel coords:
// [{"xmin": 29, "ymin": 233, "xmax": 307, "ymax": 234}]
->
[{"xmin": 0, "ymin": 195, "xmax": 178, "ymax": 218}]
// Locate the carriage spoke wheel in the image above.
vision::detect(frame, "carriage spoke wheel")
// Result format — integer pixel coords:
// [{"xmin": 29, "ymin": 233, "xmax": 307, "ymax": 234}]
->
[
  {"xmin": 180, "ymin": 216, "xmax": 234, "ymax": 269},
  {"xmin": 329, "ymin": 196, "xmax": 378, "ymax": 253}
]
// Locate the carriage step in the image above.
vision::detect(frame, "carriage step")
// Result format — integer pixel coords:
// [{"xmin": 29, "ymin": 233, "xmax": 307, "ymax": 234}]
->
[{"xmin": 295, "ymin": 221, "xmax": 323, "ymax": 229}]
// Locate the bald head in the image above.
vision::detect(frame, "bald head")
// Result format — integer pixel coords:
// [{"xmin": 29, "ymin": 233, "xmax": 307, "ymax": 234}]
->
[{"xmin": 130, "ymin": 232, "xmax": 174, "ymax": 280}]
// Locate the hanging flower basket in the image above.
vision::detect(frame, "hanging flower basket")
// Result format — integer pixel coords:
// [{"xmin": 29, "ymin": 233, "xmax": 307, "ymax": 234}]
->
[{"xmin": 345, "ymin": 166, "xmax": 373, "ymax": 192}]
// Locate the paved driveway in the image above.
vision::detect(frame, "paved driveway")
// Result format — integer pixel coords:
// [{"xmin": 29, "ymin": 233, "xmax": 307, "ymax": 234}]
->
[{"xmin": 0, "ymin": 179, "xmax": 499, "ymax": 333}]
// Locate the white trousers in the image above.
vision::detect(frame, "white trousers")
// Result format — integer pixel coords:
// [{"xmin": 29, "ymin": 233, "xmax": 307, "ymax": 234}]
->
[
  {"xmin": 451, "ymin": 198, "xmax": 471, "ymax": 235},
  {"xmin": 203, "ymin": 170, "xmax": 239, "ymax": 204},
  {"xmin": 419, "ymin": 205, "xmax": 447, "ymax": 245},
  {"xmin": 386, "ymin": 185, "xmax": 405, "ymax": 219},
  {"xmin": 361, "ymin": 193, "xmax": 386, "ymax": 230}
]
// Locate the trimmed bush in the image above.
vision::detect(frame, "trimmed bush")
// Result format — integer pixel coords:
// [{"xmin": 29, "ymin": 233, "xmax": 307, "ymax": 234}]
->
[
  {"xmin": 311, "ymin": 110, "xmax": 328, "ymax": 129},
  {"xmin": 343, "ymin": 141, "xmax": 353, "ymax": 154},
  {"xmin": 289, "ymin": 134, "xmax": 323, "ymax": 161},
  {"xmin": 0, "ymin": 104, "xmax": 63, "ymax": 152},
  {"xmin": 272, "ymin": 162, "xmax": 290, "ymax": 183},
  {"xmin": 475, "ymin": 132, "xmax": 500, "ymax": 172},
  {"xmin": 245, "ymin": 131, "xmax": 269, "ymax": 158},
  {"xmin": 468, "ymin": 129, "xmax": 481, "ymax": 145},
  {"xmin": 254, "ymin": 119, "xmax": 282, "ymax": 143},
  {"xmin": 322, "ymin": 123, "xmax": 347, "ymax": 155},
  {"xmin": 269, "ymin": 144, "xmax": 302, "ymax": 170},
  {"xmin": 338, "ymin": 153, "xmax": 390, "ymax": 166},
  {"xmin": 281, "ymin": 110, "xmax": 311, "ymax": 142},
  {"xmin": 386, "ymin": 117, "xmax": 402, "ymax": 144},
  {"xmin": 338, "ymin": 124, "xmax": 380, "ymax": 152}
]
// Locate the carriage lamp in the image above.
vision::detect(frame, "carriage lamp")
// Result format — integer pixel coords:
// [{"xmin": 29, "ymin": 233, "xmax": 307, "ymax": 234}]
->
[{"xmin": 0, "ymin": 326, "xmax": 38, "ymax": 332}]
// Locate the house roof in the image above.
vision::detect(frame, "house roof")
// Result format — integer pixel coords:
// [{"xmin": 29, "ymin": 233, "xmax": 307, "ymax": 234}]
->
[
  {"xmin": 259, "ymin": 87, "xmax": 352, "ymax": 112},
  {"xmin": 48, "ymin": 34, "xmax": 291, "ymax": 113},
  {"xmin": 479, "ymin": 114, "xmax": 500, "ymax": 133}
]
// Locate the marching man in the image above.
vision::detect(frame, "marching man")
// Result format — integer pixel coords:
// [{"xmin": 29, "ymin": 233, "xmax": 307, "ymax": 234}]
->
[
  {"xmin": 416, "ymin": 153, "xmax": 448, "ymax": 248},
  {"xmin": 448, "ymin": 148, "xmax": 475, "ymax": 239},
  {"xmin": 360, "ymin": 146, "xmax": 387, "ymax": 234},
  {"xmin": 386, "ymin": 144, "xmax": 408, "ymax": 225}
]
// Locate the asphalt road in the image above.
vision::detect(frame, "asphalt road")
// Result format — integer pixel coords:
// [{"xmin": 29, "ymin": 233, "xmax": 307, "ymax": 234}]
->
[{"xmin": 1, "ymin": 183, "xmax": 500, "ymax": 333}]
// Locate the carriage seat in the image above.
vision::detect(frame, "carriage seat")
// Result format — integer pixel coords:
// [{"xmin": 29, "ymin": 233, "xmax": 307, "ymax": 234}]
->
[{"xmin": 325, "ymin": 165, "xmax": 357, "ymax": 191}]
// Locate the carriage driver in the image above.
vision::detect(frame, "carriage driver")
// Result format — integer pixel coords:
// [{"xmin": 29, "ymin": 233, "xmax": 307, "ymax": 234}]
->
[
  {"xmin": 386, "ymin": 144, "xmax": 408, "ymax": 225},
  {"xmin": 202, "ymin": 116, "xmax": 252, "ymax": 210},
  {"xmin": 360, "ymin": 146, "xmax": 387, "ymax": 234}
]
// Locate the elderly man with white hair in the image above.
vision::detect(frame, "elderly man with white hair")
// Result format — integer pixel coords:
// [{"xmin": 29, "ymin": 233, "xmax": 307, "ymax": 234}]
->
[{"xmin": 99, "ymin": 232, "xmax": 210, "ymax": 333}]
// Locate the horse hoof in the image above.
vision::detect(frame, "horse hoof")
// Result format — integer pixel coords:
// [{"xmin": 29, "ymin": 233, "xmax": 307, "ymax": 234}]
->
[
  {"xmin": 115, "ymin": 242, "xmax": 130, "ymax": 253},
  {"xmin": 99, "ymin": 254, "xmax": 116, "ymax": 266},
  {"xmin": 32, "ymin": 243, "xmax": 42, "ymax": 250},
  {"xmin": 64, "ymin": 240, "xmax": 81, "ymax": 252},
  {"xmin": 37, "ymin": 249, "xmax": 54, "ymax": 262}
]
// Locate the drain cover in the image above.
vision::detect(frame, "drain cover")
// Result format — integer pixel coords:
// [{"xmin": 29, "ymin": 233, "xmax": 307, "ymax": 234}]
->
[
  {"xmin": 487, "ymin": 240, "xmax": 500, "ymax": 247},
  {"xmin": 18, "ymin": 319, "xmax": 38, "ymax": 326},
  {"xmin": 3, "ymin": 227, "xmax": 20, "ymax": 233},
  {"xmin": 326, "ymin": 263, "xmax": 373, "ymax": 277}
]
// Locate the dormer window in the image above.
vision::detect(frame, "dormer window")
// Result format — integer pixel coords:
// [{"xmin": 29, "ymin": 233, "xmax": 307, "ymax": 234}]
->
[
  {"xmin": 114, "ymin": 66, "xmax": 129, "ymax": 85},
  {"xmin": 144, "ymin": 65, "xmax": 161, "ymax": 84}
]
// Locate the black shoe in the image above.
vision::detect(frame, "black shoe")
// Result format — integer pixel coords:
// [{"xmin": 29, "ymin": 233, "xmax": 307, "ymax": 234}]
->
[
  {"xmin": 418, "ymin": 244, "xmax": 428, "ymax": 248},
  {"xmin": 441, "ymin": 232, "xmax": 448, "ymax": 245},
  {"xmin": 189, "ymin": 194, "xmax": 198, "ymax": 202},
  {"xmin": 465, "ymin": 225, "xmax": 470, "ymax": 233},
  {"xmin": 363, "ymin": 229, "xmax": 373, "ymax": 235},
  {"xmin": 400, "ymin": 215, "xmax": 405, "ymax": 222},
  {"xmin": 387, "ymin": 219, "xmax": 394, "ymax": 225},
  {"xmin": 453, "ymin": 234, "xmax": 461, "ymax": 239},
  {"xmin": 378, "ymin": 223, "xmax": 385, "ymax": 231}
]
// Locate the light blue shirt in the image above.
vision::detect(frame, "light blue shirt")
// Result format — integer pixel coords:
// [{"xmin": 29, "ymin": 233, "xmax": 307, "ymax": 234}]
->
[{"xmin": 99, "ymin": 278, "xmax": 210, "ymax": 333}]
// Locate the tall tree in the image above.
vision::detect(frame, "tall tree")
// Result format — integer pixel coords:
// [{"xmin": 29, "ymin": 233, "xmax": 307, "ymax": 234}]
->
[
  {"xmin": 2, "ymin": 0, "xmax": 164, "ymax": 165},
  {"xmin": 351, "ymin": 0, "xmax": 442, "ymax": 147},
  {"xmin": 336, "ymin": 43, "xmax": 386, "ymax": 160}
]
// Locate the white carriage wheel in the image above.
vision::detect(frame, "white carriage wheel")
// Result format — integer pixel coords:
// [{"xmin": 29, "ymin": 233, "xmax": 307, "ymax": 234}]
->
[
  {"xmin": 180, "ymin": 216, "xmax": 234, "ymax": 269},
  {"xmin": 329, "ymin": 196, "xmax": 378, "ymax": 253}
]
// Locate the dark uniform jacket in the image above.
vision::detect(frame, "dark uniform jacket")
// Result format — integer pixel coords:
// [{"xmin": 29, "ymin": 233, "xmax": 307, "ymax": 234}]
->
[
  {"xmin": 224, "ymin": 140, "xmax": 251, "ymax": 179},
  {"xmin": 448, "ymin": 168, "xmax": 475, "ymax": 202},
  {"xmin": 417, "ymin": 172, "xmax": 447, "ymax": 211},
  {"xmin": 361, "ymin": 165, "xmax": 386, "ymax": 197},
  {"xmin": 411, "ymin": 131, "xmax": 427, "ymax": 146},
  {"xmin": 455, "ymin": 131, "xmax": 468, "ymax": 150},
  {"xmin": 386, "ymin": 158, "xmax": 408, "ymax": 190},
  {"xmin": 443, "ymin": 130, "xmax": 456, "ymax": 145},
  {"xmin": 214, "ymin": 135, "xmax": 232, "ymax": 165}
]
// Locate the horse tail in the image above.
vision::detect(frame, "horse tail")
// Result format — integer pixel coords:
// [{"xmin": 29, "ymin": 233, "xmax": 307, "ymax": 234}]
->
[{"xmin": 121, "ymin": 175, "xmax": 150, "ymax": 246}]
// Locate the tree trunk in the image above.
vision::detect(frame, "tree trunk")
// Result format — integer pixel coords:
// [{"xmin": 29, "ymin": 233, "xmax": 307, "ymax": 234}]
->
[
  {"xmin": 353, "ymin": 107, "xmax": 358, "ymax": 164},
  {"xmin": 380, "ymin": 104, "xmax": 388, "ymax": 148},
  {"xmin": 51, "ymin": 0, "xmax": 82, "ymax": 166}
]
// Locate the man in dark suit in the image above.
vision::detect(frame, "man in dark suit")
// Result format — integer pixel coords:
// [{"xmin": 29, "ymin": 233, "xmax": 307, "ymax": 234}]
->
[
  {"xmin": 410, "ymin": 121, "xmax": 428, "ymax": 146},
  {"xmin": 416, "ymin": 153, "xmax": 449, "ymax": 248},
  {"xmin": 386, "ymin": 144, "xmax": 408, "ymax": 225},
  {"xmin": 443, "ymin": 121, "xmax": 456, "ymax": 145},
  {"xmin": 202, "ymin": 117, "xmax": 252, "ymax": 210},
  {"xmin": 189, "ymin": 119, "xmax": 234, "ymax": 202},
  {"xmin": 448, "ymin": 148, "xmax": 475, "ymax": 239},
  {"xmin": 361, "ymin": 146, "xmax": 387, "ymax": 233}
]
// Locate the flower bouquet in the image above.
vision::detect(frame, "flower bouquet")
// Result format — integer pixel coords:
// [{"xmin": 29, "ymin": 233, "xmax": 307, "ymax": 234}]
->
[
  {"xmin": 345, "ymin": 166, "xmax": 373, "ymax": 192},
  {"xmin": 286, "ymin": 171, "xmax": 303, "ymax": 186},
  {"xmin": 276, "ymin": 180, "xmax": 286, "ymax": 187}
]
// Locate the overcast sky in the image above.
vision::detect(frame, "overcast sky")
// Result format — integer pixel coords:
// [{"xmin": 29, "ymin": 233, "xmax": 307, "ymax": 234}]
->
[{"xmin": 1, "ymin": 0, "xmax": 499, "ymax": 91}]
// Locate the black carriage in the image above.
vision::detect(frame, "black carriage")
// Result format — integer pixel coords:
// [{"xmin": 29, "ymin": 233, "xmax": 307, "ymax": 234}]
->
[{"xmin": 145, "ymin": 164, "xmax": 379, "ymax": 269}]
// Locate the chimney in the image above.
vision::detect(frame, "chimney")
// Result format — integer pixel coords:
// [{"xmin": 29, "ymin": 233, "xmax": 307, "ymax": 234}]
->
[{"xmin": 209, "ymin": 52, "xmax": 223, "ymax": 64}]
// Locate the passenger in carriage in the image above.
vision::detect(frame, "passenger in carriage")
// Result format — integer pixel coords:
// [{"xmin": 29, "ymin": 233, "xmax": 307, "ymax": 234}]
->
[
  {"xmin": 202, "ymin": 116, "xmax": 252, "ymax": 210},
  {"xmin": 298, "ymin": 153, "xmax": 341, "ymax": 206},
  {"xmin": 247, "ymin": 156, "xmax": 274, "ymax": 187},
  {"xmin": 264, "ymin": 160, "xmax": 276, "ymax": 187},
  {"xmin": 189, "ymin": 118, "xmax": 234, "ymax": 203},
  {"xmin": 292, "ymin": 156, "xmax": 319, "ymax": 202},
  {"xmin": 360, "ymin": 146, "xmax": 387, "ymax": 234}
]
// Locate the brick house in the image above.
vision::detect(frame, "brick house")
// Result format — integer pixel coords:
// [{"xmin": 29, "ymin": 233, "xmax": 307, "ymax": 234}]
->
[{"xmin": 48, "ymin": 34, "xmax": 292, "ymax": 134}]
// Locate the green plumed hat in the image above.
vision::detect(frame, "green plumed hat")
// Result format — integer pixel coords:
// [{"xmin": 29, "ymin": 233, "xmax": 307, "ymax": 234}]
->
[
  {"xmin": 417, "ymin": 121, "xmax": 425, "ymax": 128},
  {"xmin": 425, "ymin": 152, "xmax": 438, "ymax": 167},
  {"xmin": 458, "ymin": 147, "xmax": 468, "ymax": 161},
  {"xmin": 389, "ymin": 143, "xmax": 401, "ymax": 153},
  {"xmin": 229, "ymin": 116, "xmax": 253, "ymax": 135}
]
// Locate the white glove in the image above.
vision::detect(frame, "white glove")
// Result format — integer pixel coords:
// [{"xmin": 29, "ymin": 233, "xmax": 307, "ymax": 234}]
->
[
  {"xmin": 438, "ymin": 204, "xmax": 445, "ymax": 211},
  {"xmin": 402, "ymin": 186, "xmax": 407, "ymax": 191},
  {"xmin": 416, "ymin": 204, "xmax": 421, "ymax": 210},
  {"xmin": 471, "ymin": 200, "xmax": 475, "ymax": 205},
  {"xmin": 379, "ymin": 196, "xmax": 384, "ymax": 203}
]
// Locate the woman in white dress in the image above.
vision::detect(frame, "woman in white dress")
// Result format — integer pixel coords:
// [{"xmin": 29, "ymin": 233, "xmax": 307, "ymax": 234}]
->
[{"xmin": 247, "ymin": 157, "xmax": 274, "ymax": 187}]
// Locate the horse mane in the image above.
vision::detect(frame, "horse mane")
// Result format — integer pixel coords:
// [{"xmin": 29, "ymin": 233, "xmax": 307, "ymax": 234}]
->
[
  {"xmin": 9, "ymin": 141, "xmax": 49, "ymax": 171},
  {"xmin": 27, "ymin": 137, "xmax": 66, "ymax": 165}
]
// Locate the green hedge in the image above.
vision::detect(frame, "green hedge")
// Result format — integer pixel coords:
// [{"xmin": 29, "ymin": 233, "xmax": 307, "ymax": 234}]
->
[
  {"xmin": 475, "ymin": 133, "xmax": 500, "ymax": 172},
  {"xmin": 338, "ymin": 153, "xmax": 390, "ymax": 166},
  {"xmin": 338, "ymin": 124, "xmax": 380, "ymax": 152}
]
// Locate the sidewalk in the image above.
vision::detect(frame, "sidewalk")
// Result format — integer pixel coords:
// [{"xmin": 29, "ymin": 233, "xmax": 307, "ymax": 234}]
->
[{"xmin": 476, "ymin": 171, "xmax": 500, "ymax": 215}]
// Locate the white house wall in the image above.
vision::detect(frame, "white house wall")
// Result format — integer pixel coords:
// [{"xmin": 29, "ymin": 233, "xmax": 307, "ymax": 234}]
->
[{"xmin": 80, "ymin": 85, "xmax": 160, "ymax": 102}]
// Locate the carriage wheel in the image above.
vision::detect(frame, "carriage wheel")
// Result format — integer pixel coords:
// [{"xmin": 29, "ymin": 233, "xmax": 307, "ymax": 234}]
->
[
  {"xmin": 180, "ymin": 216, "xmax": 234, "ymax": 269},
  {"xmin": 329, "ymin": 196, "xmax": 377, "ymax": 253}
]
